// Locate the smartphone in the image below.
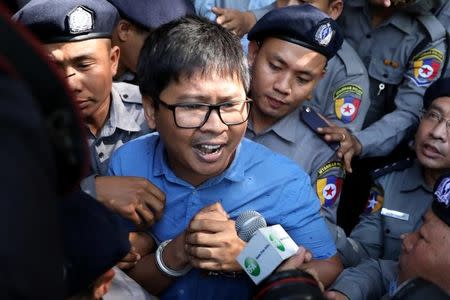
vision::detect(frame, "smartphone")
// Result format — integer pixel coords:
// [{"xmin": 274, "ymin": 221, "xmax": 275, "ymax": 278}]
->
[{"xmin": 300, "ymin": 105, "xmax": 340, "ymax": 151}]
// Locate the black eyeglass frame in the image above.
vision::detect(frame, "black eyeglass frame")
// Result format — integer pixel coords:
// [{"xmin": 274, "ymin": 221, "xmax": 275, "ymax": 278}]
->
[{"xmin": 156, "ymin": 97, "xmax": 253, "ymax": 129}]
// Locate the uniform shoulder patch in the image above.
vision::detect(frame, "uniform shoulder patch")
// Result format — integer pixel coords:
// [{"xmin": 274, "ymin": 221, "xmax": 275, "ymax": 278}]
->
[
  {"xmin": 370, "ymin": 158, "xmax": 414, "ymax": 179},
  {"xmin": 316, "ymin": 161, "xmax": 345, "ymax": 208},
  {"xmin": 408, "ymin": 48, "xmax": 443, "ymax": 87},
  {"xmin": 334, "ymin": 84, "xmax": 362, "ymax": 124},
  {"xmin": 363, "ymin": 184, "xmax": 384, "ymax": 214}
]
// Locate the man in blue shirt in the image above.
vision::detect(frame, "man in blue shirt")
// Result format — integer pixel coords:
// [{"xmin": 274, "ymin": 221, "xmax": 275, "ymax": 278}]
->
[{"xmin": 108, "ymin": 15, "xmax": 341, "ymax": 300}]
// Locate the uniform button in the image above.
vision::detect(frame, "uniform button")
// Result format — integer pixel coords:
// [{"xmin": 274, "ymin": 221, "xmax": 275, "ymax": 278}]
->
[
  {"xmin": 95, "ymin": 140, "xmax": 101, "ymax": 147},
  {"xmin": 123, "ymin": 94, "xmax": 129, "ymax": 99},
  {"xmin": 385, "ymin": 229, "xmax": 391, "ymax": 234},
  {"xmin": 366, "ymin": 34, "xmax": 371, "ymax": 38},
  {"xmin": 99, "ymin": 152, "xmax": 104, "ymax": 158}
]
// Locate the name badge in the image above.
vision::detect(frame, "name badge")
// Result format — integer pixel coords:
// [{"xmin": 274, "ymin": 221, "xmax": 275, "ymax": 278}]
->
[{"xmin": 381, "ymin": 208, "xmax": 409, "ymax": 221}]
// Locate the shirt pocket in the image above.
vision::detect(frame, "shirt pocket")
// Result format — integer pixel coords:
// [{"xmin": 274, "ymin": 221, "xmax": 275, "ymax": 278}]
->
[
  {"xmin": 368, "ymin": 56, "xmax": 405, "ymax": 85},
  {"xmin": 382, "ymin": 214, "xmax": 413, "ymax": 260}
]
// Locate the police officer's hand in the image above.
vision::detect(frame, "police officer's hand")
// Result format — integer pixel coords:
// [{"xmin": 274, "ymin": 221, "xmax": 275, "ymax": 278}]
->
[
  {"xmin": 129, "ymin": 231, "xmax": 155, "ymax": 257},
  {"xmin": 117, "ymin": 247, "xmax": 141, "ymax": 270},
  {"xmin": 278, "ymin": 249, "xmax": 325, "ymax": 292},
  {"xmin": 317, "ymin": 126, "xmax": 362, "ymax": 173},
  {"xmin": 95, "ymin": 176, "xmax": 165, "ymax": 228},
  {"xmin": 324, "ymin": 291, "xmax": 349, "ymax": 300},
  {"xmin": 212, "ymin": 7, "xmax": 256, "ymax": 37},
  {"xmin": 277, "ymin": 246, "xmax": 313, "ymax": 272},
  {"xmin": 185, "ymin": 202, "xmax": 245, "ymax": 271}
]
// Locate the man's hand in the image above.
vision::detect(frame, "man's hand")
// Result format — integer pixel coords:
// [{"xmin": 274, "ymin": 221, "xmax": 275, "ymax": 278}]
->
[
  {"xmin": 317, "ymin": 126, "xmax": 362, "ymax": 173},
  {"xmin": 95, "ymin": 176, "xmax": 165, "ymax": 228},
  {"xmin": 324, "ymin": 291, "xmax": 349, "ymax": 300},
  {"xmin": 185, "ymin": 203, "xmax": 245, "ymax": 271},
  {"xmin": 117, "ymin": 232, "xmax": 155, "ymax": 271},
  {"xmin": 212, "ymin": 7, "xmax": 256, "ymax": 37},
  {"xmin": 117, "ymin": 247, "xmax": 141, "ymax": 270},
  {"xmin": 129, "ymin": 232, "xmax": 155, "ymax": 257},
  {"xmin": 277, "ymin": 246, "xmax": 313, "ymax": 272}
]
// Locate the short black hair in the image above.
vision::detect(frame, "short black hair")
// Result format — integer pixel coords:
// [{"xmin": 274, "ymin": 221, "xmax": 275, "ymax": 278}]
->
[{"xmin": 137, "ymin": 15, "xmax": 250, "ymax": 106}]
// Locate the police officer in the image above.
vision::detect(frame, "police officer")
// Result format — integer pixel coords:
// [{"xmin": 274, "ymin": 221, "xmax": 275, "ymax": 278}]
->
[
  {"xmin": 14, "ymin": 0, "xmax": 165, "ymax": 229},
  {"xmin": 193, "ymin": 0, "xmax": 275, "ymax": 53},
  {"xmin": 326, "ymin": 171, "xmax": 450, "ymax": 299},
  {"xmin": 320, "ymin": 0, "xmax": 447, "ymax": 168},
  {"xmin": 245, "ymin": 5, "xmax": 345, "ymax": 233},
  {"xmin": 108, "ymin": 0, "xmax": 194, "ymax": 83},
  {"xmin": 257, "ymin": 0, "xmax": 371, "ymax": 133},
  {"xmin": 327, "ymin": 77, "xmax": 450, "ymax": 300}
]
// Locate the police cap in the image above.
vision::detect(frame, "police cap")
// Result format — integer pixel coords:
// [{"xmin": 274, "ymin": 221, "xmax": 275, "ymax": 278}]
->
[
  {"xmin": 13, "ymin": 0, "xmax": 120, "ymax": 43},
  {"xmin": 423, "ymin": 77, "xmax": 450, "ymax": 110},
  {"xmin": 248, "ymin": 4, "xmax": 343, "ymax": 60},
  {"xmin": 108, "ymin": 0, "xmax": 194, "ymax": 30},
  {"xmin": 432, "ymin": 173, "xmax": 450, "ymax": 227},
  {"xmin": 62, "ymin": 191, "xmax": 130, "ymax": 297}
]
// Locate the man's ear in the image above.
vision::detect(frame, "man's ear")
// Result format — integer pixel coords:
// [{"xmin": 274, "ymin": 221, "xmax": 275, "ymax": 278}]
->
[
  {"xmin": 116, "ymin": 19, "xmax": 132, "ymax": 42},
  {"xmin": 328, "ymin": 0, "xmax": 344, "ymax": 20},
  {"xmin": 247, "ymin": 40, "xmax": 261, "ymax": 68},
  {"xmin": 142, "ymin": 96, "xmax": 156, "ymax": 129},
  {"xmin": 92, "ymin": 268, "xmax": 115, "ymax": 300},
  {"xmin": 110, "ymin": 45, "xmax": 120, "ymax": 77}
]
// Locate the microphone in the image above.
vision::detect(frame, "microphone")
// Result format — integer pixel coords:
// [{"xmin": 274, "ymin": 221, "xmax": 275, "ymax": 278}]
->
[
  {"xmin": 235, "ymin": 210, "xmax": 267, "ymax": 242},
  {"xmin": 235, "ymin": 211, "xmax": 299, "ymax": 284}
]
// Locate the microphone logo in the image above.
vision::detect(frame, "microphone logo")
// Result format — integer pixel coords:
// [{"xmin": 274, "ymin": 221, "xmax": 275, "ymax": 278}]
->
[
  {"xmin": 244, "ymin": 257, "xmax": 261, "ymax": 276},
  {"xmin": 269, "ymin": 234, "xmax": 285, "ymax": 252}
]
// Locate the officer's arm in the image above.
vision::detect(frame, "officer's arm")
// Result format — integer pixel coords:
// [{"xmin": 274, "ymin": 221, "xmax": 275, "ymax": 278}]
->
[
  {"xmin": 329, "ymin": 258, "xmax": 397, "ymax": 300},
  {"xmin": 302, "ymin": 254, "xmax": 343, "ymax": 288},
  {"xmin": 312, "ymin": 56, "xmax": 370, "ymax": 134},
  {"xmin": 313, "ymin": 159, "xmax": 345, "ymax": 241},
  {"xmin": 355, "ymin": 38, "xmax": 447, "ymax": 157},
  {"xmin": 337, "ymin": 183, "xmax": 386, "ymax": 267}
]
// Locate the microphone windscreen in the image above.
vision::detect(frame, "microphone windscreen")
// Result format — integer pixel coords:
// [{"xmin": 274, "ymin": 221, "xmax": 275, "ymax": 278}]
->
[{"xmin": 235, "ymin": 211, "xmax": 267, "ymax": 242}]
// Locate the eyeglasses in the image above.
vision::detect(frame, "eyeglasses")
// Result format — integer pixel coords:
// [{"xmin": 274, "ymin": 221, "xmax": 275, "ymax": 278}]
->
[
  {"xmin": 421, "ymin": 109, "xmax": 450, "ymax": 131},
  {"xmin": 157, "ymin": 97, "xmax": 253, "ymax": 129}
]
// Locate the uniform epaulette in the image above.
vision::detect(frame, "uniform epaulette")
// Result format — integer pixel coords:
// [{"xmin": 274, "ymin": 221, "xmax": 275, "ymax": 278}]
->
[
  {"xmin": 417, "ymin": 14, "xmax": 446, "ymax": 43},
  {"xmin": 112, "ymin": 82, "xmax": 142, "ymax": 104},
  {"xmin": 370, "ymin": 157, "xmax": 414, "ymax": 179},
  {"xmin": 337, "ymin": 41, "xmax": 365, "ymax": 76}
]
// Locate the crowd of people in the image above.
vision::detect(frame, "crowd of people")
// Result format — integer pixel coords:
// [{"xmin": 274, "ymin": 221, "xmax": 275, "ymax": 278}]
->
[{"xmin": 3, "ymin": 0, "xmax": 450, "ymax": 299}]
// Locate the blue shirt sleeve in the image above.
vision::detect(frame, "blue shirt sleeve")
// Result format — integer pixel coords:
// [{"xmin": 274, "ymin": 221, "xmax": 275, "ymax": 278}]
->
[{"xmin": 281, "ymin": 174, "xmax": 337, "ymax": 259}]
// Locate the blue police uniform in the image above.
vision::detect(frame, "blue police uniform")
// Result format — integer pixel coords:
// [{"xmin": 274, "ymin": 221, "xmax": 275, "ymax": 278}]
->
[
  {"xmin": 338, "ymin": 159, "xmax": 432, "ymax": 267},
  {"xmin": 249, "ymin": 3, "xmax": 371, "ymax": 133},
  {"xmin": 109, "ymin": 134, "xmax": 337, "ymax": 300},
  {"xmin": 330, "ymin": 159, "xmax": 433, "ymax": 299},
  {"xmin": 246, "ymin": 107, "xmax": 345, "ymax": 234},
  {"xmin": 14, "ymin": 0, "xmax": 151, "ymax": 178},
  {"xmin": 87, "ymin": 82, "xmax": 148, "ymax": 176},
  {"xmin": 332, "ymin": 172, "xmax": 450, "ymax": 300},
  {"xmin": 311, "ymin": 40, "xmax": 370, "ymax": 133},
  {"xmin": 339, "ymin": 0, "xmax": 447, "ymax": 157},
  {"xmin": 246, "ymin": 5, "xmax": 345, "ymax": 235}
]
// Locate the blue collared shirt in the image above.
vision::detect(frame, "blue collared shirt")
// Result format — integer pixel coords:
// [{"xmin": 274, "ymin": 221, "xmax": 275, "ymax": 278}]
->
[{"xmin": 109, "ymin": 133, "xmax": 336, "ymax": 299}]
